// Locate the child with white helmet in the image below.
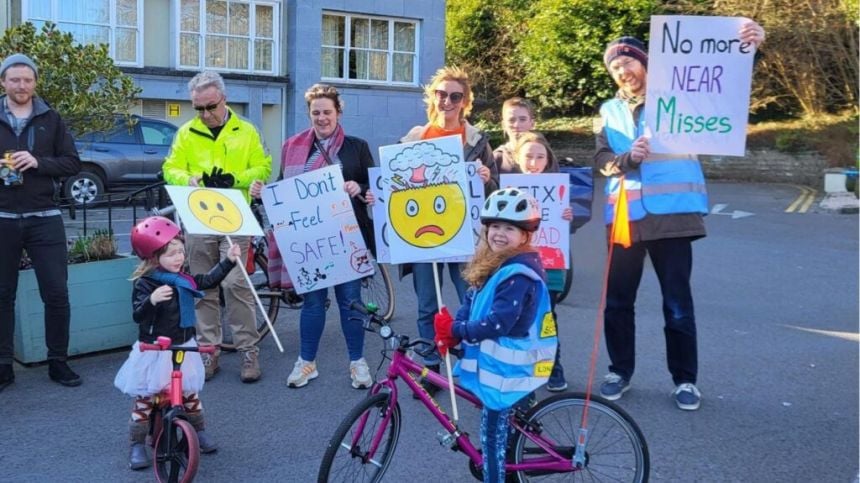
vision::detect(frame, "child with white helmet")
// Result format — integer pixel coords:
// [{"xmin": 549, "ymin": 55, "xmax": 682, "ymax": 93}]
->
[
  {"xmin": 434, "ymin": 188, "xmax": 558, "ymax": 483},
  {"xmin": 114, "ymin": 216, "xmax": 240, "ymax": 471}
]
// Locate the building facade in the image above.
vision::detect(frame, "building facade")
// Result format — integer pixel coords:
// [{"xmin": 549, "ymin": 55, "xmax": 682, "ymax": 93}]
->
[{"xmin": 5, "ymin": 0, "xmax": 445, "ymax": 176}]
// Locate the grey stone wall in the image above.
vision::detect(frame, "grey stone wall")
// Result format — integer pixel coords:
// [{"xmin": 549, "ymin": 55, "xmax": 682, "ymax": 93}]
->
[{"xmin": 701, "ymin": 151, "xmax": 827, "ymax": 187}]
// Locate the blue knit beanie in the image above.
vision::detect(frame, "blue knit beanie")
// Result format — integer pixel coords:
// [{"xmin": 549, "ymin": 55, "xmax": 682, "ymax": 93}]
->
[{"xmin": 603, "ymin": 37, "xmax": 648, "ymax": 70}]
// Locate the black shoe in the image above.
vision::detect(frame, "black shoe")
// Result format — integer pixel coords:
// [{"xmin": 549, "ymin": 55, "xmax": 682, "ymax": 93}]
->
[
  {"xmin": 0, "ymin": 364, "xmax": 14, "ymax": 392},
  {"xmin": 412, "ymin": 364, "xmax": 441, "ymax": 400},
  {"xmin": 196, "ymin": 429, "xmax": 218, "ymax": 454},
  {"xmin": 48, "ymin": 360, "xmax": 82, "ymax": 387},
  {"xmin": 128, "ymin": 443, "xmax": 151, "ymax": 470}
]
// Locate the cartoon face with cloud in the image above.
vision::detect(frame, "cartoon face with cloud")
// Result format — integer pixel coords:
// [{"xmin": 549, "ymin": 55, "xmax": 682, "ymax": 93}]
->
[{"xmin": 386, "ymin": 140, "xmax": 468, "ymax": 249}]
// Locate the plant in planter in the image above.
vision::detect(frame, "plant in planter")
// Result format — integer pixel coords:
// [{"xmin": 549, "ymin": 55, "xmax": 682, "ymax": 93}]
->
[{"xmin": 14, "ymin": 229, "xmax": 140, "ymax": 364}]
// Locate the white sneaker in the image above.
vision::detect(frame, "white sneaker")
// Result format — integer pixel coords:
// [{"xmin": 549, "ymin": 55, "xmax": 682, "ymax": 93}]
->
[
  {"xmin": 287, "ymin": 358, "xmax": 318, "ymax": 388},
  {"xmin": 349, "ymin": 358, "xmax": 372, "ymax": 389}
]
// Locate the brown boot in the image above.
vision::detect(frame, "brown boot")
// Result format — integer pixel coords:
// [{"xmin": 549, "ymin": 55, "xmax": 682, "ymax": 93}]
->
[
  {"xmin": 240, "ymin": 350, "xmax": 261, "ymax": 383},
  {"xmin": 128, "ymin": 421, "xmax": 151, "ymax": 470},
  {"xmin": 202, "ymin": 352, "xmax": 220, "ymax": 381}
]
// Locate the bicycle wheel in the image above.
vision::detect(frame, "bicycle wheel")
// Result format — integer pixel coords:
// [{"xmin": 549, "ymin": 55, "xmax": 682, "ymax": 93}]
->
[
  {"xmin": 154, "ymin": 418, "xmax": 200, "ymax": 483},
  {"xmin": 220, "ymin": 290, "xmax": 280, "ymax": 351},
  {"xmin": 510, "ymin": 392, "xmax": 649, "ymax": 482},
  {"xmin": 318, "ymin": 392, "xmax": 401, "ymax": 483},
  {"xmin": 360, "ymin": 263, "xmax": 395, "ymax": 322}
]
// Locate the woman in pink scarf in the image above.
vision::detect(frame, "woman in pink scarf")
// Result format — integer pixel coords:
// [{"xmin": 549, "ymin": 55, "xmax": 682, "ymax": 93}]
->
[{"xmin": 250, "ymin": 84, "xmax": 375, "ymax": 390}]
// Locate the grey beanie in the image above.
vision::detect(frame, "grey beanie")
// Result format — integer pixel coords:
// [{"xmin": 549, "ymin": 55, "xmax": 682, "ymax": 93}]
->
[{"xmin": 0, "ymin": 53, "xmax": 38, "ymax": 79}]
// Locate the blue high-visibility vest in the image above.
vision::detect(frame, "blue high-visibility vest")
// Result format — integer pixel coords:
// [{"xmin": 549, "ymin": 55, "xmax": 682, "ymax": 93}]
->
[
  {"xmin": 457, "ymin": 263, "xmax": 558, "ymax": 411},
  {"xmin": 600, "ymin": 98, "xmax": 709, "ymax": 225}
]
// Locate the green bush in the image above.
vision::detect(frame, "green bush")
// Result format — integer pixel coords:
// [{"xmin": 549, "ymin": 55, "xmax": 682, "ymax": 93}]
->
[{"xmin": 516, "ymin": 0, "xmax": 655, "ymax": 115}]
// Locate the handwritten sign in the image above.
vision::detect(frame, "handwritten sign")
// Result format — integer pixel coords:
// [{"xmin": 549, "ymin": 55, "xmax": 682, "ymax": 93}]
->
[
  {"xmin": 378, "ymin": 135, "xmax": 474, "ymax": 264},
  {"xmin": 500, "ymin": 173, "xmax": 570, "ymax": 269},
  {"xmin": 368, "ymin": 167, "xmax": 390, "ymax": 263},
  {"xmin": 261, "ymin": 165, "xmax": 373, "ymax": 294},
  {"xmin": 164, "ymin": 186, "xmax": 263, "ymax": 236},
  {"xmin": 644, "ymin": 15, "xmax": 757, "ymax": 156}
]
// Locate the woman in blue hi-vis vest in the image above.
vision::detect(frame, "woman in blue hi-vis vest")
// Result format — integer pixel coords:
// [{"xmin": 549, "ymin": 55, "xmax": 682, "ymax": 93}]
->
[
  {"xmin": 594, "ymin": 22, "xmax": 765, "ymax": 412},
  {"xmin": 434, "ymin": 188, "xmax": 558, "ymax": 483}
]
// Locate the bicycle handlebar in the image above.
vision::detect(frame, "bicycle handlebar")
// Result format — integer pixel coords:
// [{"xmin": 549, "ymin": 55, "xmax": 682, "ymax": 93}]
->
[
  {"xmin": 139, "ymin": 336, "xmax": 216, "ymax": 354},
  {"xmin": 350, "ymin": 302, "xmax": 445, "ymax": 358}
]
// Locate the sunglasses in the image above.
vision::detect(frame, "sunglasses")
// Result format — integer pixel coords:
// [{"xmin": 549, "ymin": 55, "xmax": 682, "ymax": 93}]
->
[
  {"xmin": 193, "ymin": 96, "xmax": 224, "ymax": 113},
  {"xmin": 434, "ymin": 90, "xmax": 465, "ymax": 104}
]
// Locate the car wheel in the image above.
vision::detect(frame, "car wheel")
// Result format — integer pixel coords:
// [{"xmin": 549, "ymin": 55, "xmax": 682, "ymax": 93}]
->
[{"xmin": 64, "ymin": 169, "xmax": 105, "ymax": 205}]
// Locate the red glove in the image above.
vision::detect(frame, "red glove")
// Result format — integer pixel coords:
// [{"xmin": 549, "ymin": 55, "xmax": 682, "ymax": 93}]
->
[{"xmin": 433, "ymin": 307, "xmax": 458, "ymax": 356}]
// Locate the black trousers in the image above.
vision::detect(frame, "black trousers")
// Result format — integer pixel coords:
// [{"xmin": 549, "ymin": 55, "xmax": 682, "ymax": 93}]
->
[
  {"xmin": 0, "ymin": 215, "xmax": 70, "ymax": 364},
  {"xmin": 604, "ymin": 236, "xmax": 698, "ymax": 385}
]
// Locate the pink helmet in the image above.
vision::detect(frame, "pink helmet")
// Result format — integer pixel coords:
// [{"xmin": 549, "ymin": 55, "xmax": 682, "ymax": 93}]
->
[{"xmin": 131, "ymin": 216, "xmax": 181, "ymax": 259}]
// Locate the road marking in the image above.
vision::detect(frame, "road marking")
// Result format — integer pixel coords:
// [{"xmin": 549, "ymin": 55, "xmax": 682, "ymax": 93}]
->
[
  {"xmin": 785, "ymin": 186, "xmax": 816, "ymax": 213},
  {"xmin": 784, "ymin": 325, "xmax": 859, "ymax": 342},
  {"xmin": 710, "ymin": 203, "xmax": 754, "ymax": 219}
]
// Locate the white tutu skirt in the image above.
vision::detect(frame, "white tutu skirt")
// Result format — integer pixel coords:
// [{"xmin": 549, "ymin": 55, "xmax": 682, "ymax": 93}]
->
[{"xmin": 114, "ymin": 338, "xmax": 206, "ymax": 397}]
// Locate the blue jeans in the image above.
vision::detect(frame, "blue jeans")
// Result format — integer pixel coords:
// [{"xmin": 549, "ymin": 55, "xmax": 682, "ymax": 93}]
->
[
  {"xmin": 0, "ymin": 216, "xmax": 70, "ymax": 364},
  {"xmin": 299, "ymin": 278, "xmax": 365, "ymax": 362},
  {"xmin": 604, "ymin": 237, "xmax": 697, "ymax": 385},
  {"xmin": 412, "ymin": 262, "xmax": 467, "ymax": 365},
  {"xmin": 481, "ymin": 406, "xmax": 511, "ymax": 483}
]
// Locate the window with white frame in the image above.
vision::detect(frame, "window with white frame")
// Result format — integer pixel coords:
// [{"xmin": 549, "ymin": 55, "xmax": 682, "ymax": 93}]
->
[
  {"xmin": 178, "ymin": 0, "xmax": 279, "ymax": 74},
  {"xmin": 322, "ymin": 12, "xmax": 418, "ymax": 85},
  {"xmin": 23, "ymin": 0, "xmax": 142, "ymax": 66}
]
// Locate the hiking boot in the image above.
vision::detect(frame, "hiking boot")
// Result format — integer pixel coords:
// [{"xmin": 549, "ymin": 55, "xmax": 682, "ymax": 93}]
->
[
  {"xmin": 599, "ymin": 372, "xmax": 630, "ymax": 401},
  {"xmin": 547, "ymin": 362, "xmax": 568, "ymax": 392},
  {"xmin": 349, "ymin": 358, "xmax": 372, "ymax": 389},
  {"xmin": 413, "ymin": 364, "xmax": 441, "ymax": 399},
  {"xmin": 672, "ymin": 383, "xmax": 702, "ymax": 411},
  {"xmin": 196, "ymin": 429, "xmax": 218, "ymax": 454},
  {"xmin": 202, "ymin": 352, "xmax": 220, "ymax": 381},
  {"xmin": 0, "ymin": 364, "xmax": 14, "ymax": 392},
  {"xmin": 48, "ymin": 360, "xmax": 82, "ymax": 387},
  {"xmin": 240, "ymin": 350, "xmax": 261, "ymax": 383},
  {"xmin": 129, "ymin": 443, "xmax": 151, "ymax": 470},
  {"xmin": 287, "ymin": 358, "xmax": 318, "ymax": 388}
]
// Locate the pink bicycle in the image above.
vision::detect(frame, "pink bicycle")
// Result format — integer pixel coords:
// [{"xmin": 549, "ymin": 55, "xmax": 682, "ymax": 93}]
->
[
  {"xmin": 140, "ymin": 336, "xmax": 216, "ymax": 483},
  {"xmin": 318, "ymin": 303, "xmax": 649, "ymax": 482}
]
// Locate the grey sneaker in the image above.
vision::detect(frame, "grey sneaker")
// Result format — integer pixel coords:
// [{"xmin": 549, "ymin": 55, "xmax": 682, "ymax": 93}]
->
[
  {"xmin": 599, "ymin": 372, "xmax": 630, "ymax": 401},
  {"xmin": 672, "ymin": 383, "xmax": 701, "ymax": 411},
  {"xmin": 287, "ymin": 358, "xmax": 318, "ymax": 388},
  {"xmin": 350, "ymin": 358, "xmax": 372, "ymax": 389}
]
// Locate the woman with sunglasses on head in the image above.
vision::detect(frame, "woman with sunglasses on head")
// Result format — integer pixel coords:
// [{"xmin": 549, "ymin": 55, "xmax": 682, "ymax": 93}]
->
[
  {"xmin": 397, "ymin": 66, "xmax": 498, "ymax": 395},
  {"xmin": 250, "ymin": 84, "xmax": 376, "ymax": 391}
]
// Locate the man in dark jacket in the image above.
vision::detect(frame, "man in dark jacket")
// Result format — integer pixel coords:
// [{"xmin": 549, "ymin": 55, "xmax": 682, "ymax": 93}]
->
[{"xmin": 0, "ymin": 53, "xmax": 83, "ymax": 392}]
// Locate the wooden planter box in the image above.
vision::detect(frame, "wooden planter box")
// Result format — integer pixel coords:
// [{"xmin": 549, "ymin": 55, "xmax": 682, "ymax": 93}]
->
[{"xmin": 14, "ymin": 256, "xmax": 139, "ymax": 364}]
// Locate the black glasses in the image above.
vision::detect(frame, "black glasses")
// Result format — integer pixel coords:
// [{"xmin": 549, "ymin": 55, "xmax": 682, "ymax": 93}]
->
[
  {"xmin": 193, "ymin": 96, "xmax": 224, "ymax": 113},
  {"xmin": 434, "ymin": 90, "xmax": 464, "ymax": 104}
]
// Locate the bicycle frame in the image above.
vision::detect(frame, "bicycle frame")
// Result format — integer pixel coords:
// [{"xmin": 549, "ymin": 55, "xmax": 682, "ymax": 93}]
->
[{"xmin": 361, "ymin": 345, "xmax": 577, "ymax": 475}]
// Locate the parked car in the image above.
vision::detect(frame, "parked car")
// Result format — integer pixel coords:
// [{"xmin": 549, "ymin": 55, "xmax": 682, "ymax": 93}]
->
[{"xmin": 64, "ymin": 115, "xmax": 177, "ymax": 204}]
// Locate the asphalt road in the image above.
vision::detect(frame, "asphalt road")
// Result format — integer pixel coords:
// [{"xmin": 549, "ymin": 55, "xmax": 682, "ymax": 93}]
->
[{"xmin": 0, "ymin": 181, "xmax": 857, "ymax": 482}]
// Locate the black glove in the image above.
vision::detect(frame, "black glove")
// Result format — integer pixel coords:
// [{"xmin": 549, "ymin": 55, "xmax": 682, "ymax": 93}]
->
[{"xmin": 201, "ymin": 166, "xmax": 234, "ymax": 188}]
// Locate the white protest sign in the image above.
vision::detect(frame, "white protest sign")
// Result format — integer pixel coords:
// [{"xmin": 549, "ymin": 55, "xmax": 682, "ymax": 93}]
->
[
  {"xmin": 164, "ymin": 186, "xmax": 263, "ymax": 236},
  {"xmin": 436, "ymin": 161, "xmax": 484, "ymax": 263},
  {"xmin": 378, "ymin": 135, "xmax": 474, "ymax": 264},
  {"xmin": 500, "ymin": 173, "xmax": 570, "ymax": 269},
  {"xmin": 644, "ymin": 15, "xmax": 757, "ymax": 156},
  {"xmin": 368, "ymin": 167, "xmax": 390, "ymax": 263},
  {"xmin": 261, "ymin": 165, "xmax": 373, "ymax": 294}
]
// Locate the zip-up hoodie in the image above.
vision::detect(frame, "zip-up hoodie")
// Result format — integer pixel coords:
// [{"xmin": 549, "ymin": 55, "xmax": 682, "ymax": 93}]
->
[{"xmin": 0, "ymin": 95, "xmax": 80, "ymax": 213}]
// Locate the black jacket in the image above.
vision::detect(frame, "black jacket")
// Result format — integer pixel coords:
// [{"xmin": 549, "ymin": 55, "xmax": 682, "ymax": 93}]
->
[
  {"xmin": 132, "ymin": 259, "xmax": 236, "ymax": 344},
  {"xmin": 0, "ymin": 96, "xmax": 80, "ymax": 212}
]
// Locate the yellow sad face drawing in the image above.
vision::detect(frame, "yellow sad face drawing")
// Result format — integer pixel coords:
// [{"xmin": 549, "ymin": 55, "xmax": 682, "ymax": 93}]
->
[
  {"xmin": 389, "ymin": 182, "xmax": 466, "ymax": 248},
  {"xmin": 188, "ymin": 189, "xmax": 243, "ymax": 233}
]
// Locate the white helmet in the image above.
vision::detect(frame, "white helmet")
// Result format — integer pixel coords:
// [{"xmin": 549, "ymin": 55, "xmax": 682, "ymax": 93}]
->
[{"xmin": 481, "ymin": 188, "xmax": 541, "ymax": 232}]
